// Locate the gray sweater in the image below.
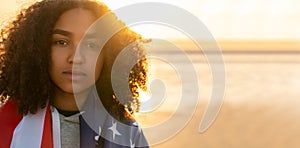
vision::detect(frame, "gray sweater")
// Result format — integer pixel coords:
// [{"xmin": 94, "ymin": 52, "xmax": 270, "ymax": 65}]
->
[{"xmin": 59, "ymin": 113, "xmax": 80, "ymax": 148}]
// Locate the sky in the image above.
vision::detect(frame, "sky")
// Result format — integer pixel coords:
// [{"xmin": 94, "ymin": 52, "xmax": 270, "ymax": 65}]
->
[{"xmin": 0, "ymin": 0, "xmax": 299, "ymax": 40}]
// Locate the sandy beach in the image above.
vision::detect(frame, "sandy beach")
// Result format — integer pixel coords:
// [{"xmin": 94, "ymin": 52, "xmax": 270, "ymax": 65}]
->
[
  {"xmin": 0, "ymin": 0, "xmax": 299, "ymax": 147},
  {"xmin": 135, "ymin": 44, "xmax": 300, "ymax": 148}
]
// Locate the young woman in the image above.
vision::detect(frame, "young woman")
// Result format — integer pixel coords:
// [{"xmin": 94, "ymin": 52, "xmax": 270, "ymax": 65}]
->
[{"xmin": 0, "ymin": 0, "xmax": 149, "ymax": 147}]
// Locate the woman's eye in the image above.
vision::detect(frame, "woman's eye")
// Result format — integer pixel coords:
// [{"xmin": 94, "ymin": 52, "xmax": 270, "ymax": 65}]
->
[
  {"xmin": 83, "ymin": 42, "xmax": 99, "ymax": 49},
  {"xmin": 53, "ymin": 39, "xmax": 69, "ymax": 46}
]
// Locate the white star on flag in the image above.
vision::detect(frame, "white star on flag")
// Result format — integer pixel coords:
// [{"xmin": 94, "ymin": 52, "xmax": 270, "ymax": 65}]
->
[
  {"xmin": 94, "ymin": 126, "xmax": 102, "ymax": 141},
  {"xmin": 108, "ymin": 121, "xmax": 121, "ymax": 141},
  {"xmin": 130, "ymin": 139, "xmax": 135, "ymax": 148}
]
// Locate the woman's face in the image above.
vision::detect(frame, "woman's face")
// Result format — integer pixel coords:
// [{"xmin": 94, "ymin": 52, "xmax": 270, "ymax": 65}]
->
[{"xmin": 49, "ymin": 8, "xmax": 104, "ymax": 94}]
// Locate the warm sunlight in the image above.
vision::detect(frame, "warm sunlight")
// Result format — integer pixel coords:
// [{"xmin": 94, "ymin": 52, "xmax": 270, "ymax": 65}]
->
[
  {"xmin": 138, "ymin": 87, "xmax": 151, "ymax": 103},
  {"xmin": 99, "ymin": 0, "xmax": 300, "ymax": 39},
  {"xmin": 1, "ymin": 1, "xmax": 300, "ymax": 148},
  {"xmin": 1, "ymin": 0, "xmax": 299, "ymax": 39}
]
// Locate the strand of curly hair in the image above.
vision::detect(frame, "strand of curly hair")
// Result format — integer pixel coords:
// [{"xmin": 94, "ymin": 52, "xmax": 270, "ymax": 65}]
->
[{"xmin": 0, "ymin": 0, "xmax": 149, "ymax": 122}]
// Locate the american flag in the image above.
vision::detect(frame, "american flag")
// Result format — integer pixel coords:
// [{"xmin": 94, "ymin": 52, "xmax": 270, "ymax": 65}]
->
[{"xmin": 0, "ymin": 91, "xmax": 149, "ymax": 148}]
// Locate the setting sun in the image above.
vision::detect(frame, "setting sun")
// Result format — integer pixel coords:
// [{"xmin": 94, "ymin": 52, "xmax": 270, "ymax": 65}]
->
[
  {"xmin": 1, "ymin": 0, "xmax": 299, "ymax": 39},
  {"xmin": 1, "ymin": 1, "xmax": 300, "ymax": 147}
]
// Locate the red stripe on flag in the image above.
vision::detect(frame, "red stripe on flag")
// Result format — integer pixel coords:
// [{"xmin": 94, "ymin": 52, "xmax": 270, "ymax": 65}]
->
[
  {"xmin": 41, "ymin": 104, "xmax": 53, "ymax": 148},
  {"xmin": 0, "ymin": 99, "xmax": 23, "ymax": 148}
]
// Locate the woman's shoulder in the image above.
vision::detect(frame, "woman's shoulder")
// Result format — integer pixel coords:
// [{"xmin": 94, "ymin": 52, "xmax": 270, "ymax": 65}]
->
[
  {"xmin": 0, "ymin": 98, "xmax": 22, "ymax": 120},
  {"xmin": 102, "ymin": 113, "xmax": 149, "ymax": 147},
  {"xmin": 0, "ymin": 99, "xmax": 23, "ymax": 147},
  {"xmin": 107, "ymin": 108, "xmax": 138, "ymax": 127}
]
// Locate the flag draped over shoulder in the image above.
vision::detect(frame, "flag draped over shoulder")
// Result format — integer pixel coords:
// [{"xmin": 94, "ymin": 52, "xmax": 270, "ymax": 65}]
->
[
  {"xmin": 0, "ymin": 95, "xmax": 149, "ymax": 148},
  {"xmin": 0, "ymin": 100, "xmax": 23, "ymax": 147},
  {"xmin": 0, "ymin": 100, "xmax": 58, "ymax": 148}
]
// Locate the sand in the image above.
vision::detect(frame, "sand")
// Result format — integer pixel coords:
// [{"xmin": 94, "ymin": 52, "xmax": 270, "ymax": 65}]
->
[{"xmin": 135, "ymin": 52, "xmax": 300, "ymax": 148}]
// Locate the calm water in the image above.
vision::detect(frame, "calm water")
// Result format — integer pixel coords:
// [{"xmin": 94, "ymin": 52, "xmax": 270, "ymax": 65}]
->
[
  {"xmin": 139, "ymin": 51, "xmax": 300, "ymax": 112},
  {"xmin": 136, "ymin": 51, "xmax": 300, "ymax": 147}
]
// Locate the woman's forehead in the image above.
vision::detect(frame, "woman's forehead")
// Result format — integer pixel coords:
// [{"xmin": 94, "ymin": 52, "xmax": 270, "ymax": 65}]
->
[{"xmin": 53, "ymin": 8, "xmax": 97, "ymax": 35}]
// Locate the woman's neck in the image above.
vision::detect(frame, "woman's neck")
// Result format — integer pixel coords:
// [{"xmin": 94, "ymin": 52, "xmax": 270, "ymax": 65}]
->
[{"xmin": 53, "ymin": 88, "xmax": 90, "ymax": 111}]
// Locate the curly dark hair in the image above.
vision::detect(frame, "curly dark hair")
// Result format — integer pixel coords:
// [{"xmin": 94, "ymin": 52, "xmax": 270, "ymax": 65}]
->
[{"xmin": 0, "ymin": 0, "xmax": 148, "ymax": 121}]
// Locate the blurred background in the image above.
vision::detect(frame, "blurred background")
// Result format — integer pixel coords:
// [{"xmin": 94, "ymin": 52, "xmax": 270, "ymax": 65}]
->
[{"xmin": 1, "ymin": 0, "xmax": 300, "ymax": 147}]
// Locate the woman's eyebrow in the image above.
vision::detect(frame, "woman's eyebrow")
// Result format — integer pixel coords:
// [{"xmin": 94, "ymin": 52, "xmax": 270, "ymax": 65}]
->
[
  {"xmin": 52, "ymin": 29, "xmax": 72, "ymax": 36},
  {"xmin": 83, "ymin": 33, "xmax": 98, "ymax": 39}
]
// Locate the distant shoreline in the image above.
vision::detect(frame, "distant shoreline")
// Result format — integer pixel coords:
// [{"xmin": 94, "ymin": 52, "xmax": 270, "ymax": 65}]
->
[{"xmin": 157, "ymin": 39, "xmax": 300, "ymax": 51}]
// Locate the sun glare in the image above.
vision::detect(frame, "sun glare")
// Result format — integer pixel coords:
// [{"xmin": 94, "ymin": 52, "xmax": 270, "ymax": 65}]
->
[
  {"xmin": 138, "ymin": 87, "xmax": 151, "ymax": 103},
  {"xmin": 1, "ymin": 0, "xmax": 299, "ymax": 39}
]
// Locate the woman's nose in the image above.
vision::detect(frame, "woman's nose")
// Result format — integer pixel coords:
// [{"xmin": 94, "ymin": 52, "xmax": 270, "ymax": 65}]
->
[{"xmin": 68, "ymin": 43, "xmax": 84, "ymax": 64}]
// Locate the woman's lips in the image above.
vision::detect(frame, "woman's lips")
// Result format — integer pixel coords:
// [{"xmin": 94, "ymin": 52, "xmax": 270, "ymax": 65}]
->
[{"xmin": 62, "ymin": 70, "xmax": 86, "ymax": 80}]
